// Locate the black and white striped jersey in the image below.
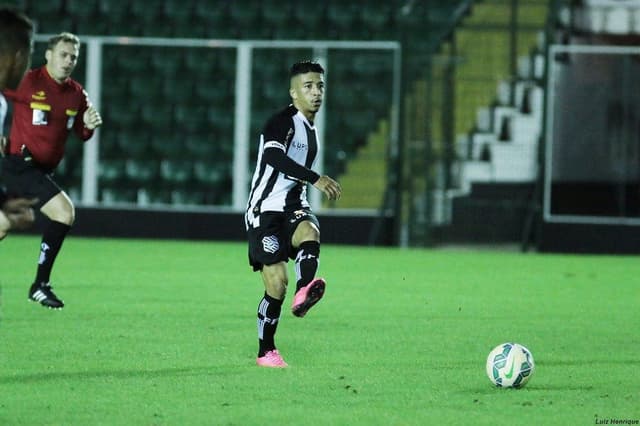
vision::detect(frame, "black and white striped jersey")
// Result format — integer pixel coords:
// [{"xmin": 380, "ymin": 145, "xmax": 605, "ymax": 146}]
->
[{"xmin": 245, "ymin": 105, "xmax": 320, "ymax": 229}]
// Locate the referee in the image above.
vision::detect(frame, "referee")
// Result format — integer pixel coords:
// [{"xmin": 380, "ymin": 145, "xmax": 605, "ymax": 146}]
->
[{"xmin": 245, "ymin": 60, "xmax": 342, "ymax": 368}]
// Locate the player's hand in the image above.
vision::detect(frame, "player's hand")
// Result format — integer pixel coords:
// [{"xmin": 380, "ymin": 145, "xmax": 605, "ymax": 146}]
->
[
  {"xmin": 313, "ymin": 175, "xmax": 342, "ymax": 201},
  {"xmin": 1, "ymin": 197, "xmax": 37, "ymax": 230},
  {"xmin": 83, "ymin": 106, "xmax": 103, "ymax": 130}
]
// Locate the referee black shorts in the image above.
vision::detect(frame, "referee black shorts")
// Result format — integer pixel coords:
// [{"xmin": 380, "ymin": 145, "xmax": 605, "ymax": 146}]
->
[
  {"xmin": 0, "ymin": 155, "xmax": 62, "ymax": 209},
  {"xmin": 247, "ymin": 207, "xmax": 320, "ymax": 272}
]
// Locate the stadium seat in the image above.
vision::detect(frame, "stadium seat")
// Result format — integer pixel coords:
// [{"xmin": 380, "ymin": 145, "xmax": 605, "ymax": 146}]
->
[
  {"xmin": 125, "ymin": 159, "xmax": 159, "ymax": 184},
  {"xmin": 160, "ymin": 159, "xmax": 193, "ymax": 184},
  {"xmin": 162, "ymin": 80, "xmax": 195, "ymax": 107},
  {"xmin": 150, "ymin": 133, "xmax": 185, "ymax": 159},
  {"xmin": 99, "ymin": 130, "xmax": 121, "ymax": 158},
  {"xmin": 103, "ymin": 103, "xmax": 139, "ymax": 132},
  {"xmin": 67, "ymin": 0, "xmax": 108, "ymax": 35},
  {"xmin": 194, "ymin": 77, "xmax": 233, "ymax": 105},
  {"xmin": 174, "ymin": 103, "xmax": 209, "ymax": 134},
  {"xmin": 326, "ymin": 0, "xmax": 363, "ymax": 39},
  {"xmin": 139, "ymin": 186, "xmax": 173, "ymax": 205},
  {"xmin": 291, "ymin": 0, "xmax": 327, "ymax": 35},
  {"xmin": 171, "ymin": 190, "xmax": 206, "ymax": 206},
  {"xmin": 150, "ymin": 48, "xmax": 184, "ymax": 79},
  {"xmin": 207, "ymin": 105, "xmax": 234, "ymax": 135},
  {"xmin": 183, "ymin": 49, "xmax": 216, "ymax": 75},
  {"xmin": 162, "ymin": 0, "xmax": 193, "ymax": 26},
  {"xmin": 184, "ymin": 132, "xmax": 218, "ymax": 158},
  {"xmin": 261, "ymin": 0, "xmax": 293, "ymax": 30},
  {"xmin": 193, "ymin": 160, "xmax": 230, "ymax": 186},
  {"xmin": 129, "ymin": 1, "xmax": 164, "ymax": 35},
  {"xmin": 139, "ymin": 104, "xmax": 173, "ymax": 132},
  {"xmin": 192, "ymin": 2, "xmax": 229, "ymax": 38},
  {"xmin": 35, "ymin": 16, "xmax": 75, "ymax": 35},
  {"xmin": 360, "ymin": 3, "xmax": 395, "ymax": 40},
  {"xmin": 27, "ymin": 0, "xmax": 64, "ymax": 16},
  {"xmin": 228, "ymin": 2, "xmax": 262, "ymax": 38},
  {"xmin": 96, "ymin": 0, "xmax": 131, "ymax": 30},
  {"xmin": 102, "ymin": 46, "xmax": 122, "ymax": 73},
  {"xmin": 129, "ymin": 74, "xmax": 164, "ymax": 102},
  {"xmin": 99, "ymin": 158, "xmax": 126, "ymax": 183},
  {"xmin": 212, "ymin": 50, "xmax": 237, "ymax": 76},
  {"xmin": 117, "ymin": 129, "xmax": 153, "ymax": 159},
  {"xmin": 100, "ymin": 77, "xmax": 128, "ymax": 109},
  {"xmin": 100, "ymin": 186, "xmax": 137, "ymax": 204},
  {"xmin": 118, "ymin": 49, "xmax": 151, "ymax": 73},
  {"xmin": 604, "ymin": 7, "xmax": 631, "ymax": 34}
]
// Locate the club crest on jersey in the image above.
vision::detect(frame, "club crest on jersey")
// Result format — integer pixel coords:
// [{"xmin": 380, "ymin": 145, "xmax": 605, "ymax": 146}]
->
[{"xmin": 262, "ymin": 235, "xmax": 279, "ymax": 254}]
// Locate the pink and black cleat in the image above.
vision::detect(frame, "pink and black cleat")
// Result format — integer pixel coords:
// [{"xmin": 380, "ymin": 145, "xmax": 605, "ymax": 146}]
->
[
  {"xmin": 291, "ymin": 277, "xmax": 326, "ymax": 318},
  {"xmin": 256, "ymin": 349, "xmax": 288, "ymax": 368}
]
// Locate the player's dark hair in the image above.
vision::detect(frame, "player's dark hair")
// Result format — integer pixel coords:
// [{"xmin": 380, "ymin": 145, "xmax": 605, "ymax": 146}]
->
[
  {"xmin": 47, "ymin": 32, "xmax": 80, "ymax": 50},
  {"xmin": 290, "ymin": 61, "xmax": 324, "ymax": 78},
  {"xmin": 0, "ymin": 7, "xmax": 34, "ymax": 56}
]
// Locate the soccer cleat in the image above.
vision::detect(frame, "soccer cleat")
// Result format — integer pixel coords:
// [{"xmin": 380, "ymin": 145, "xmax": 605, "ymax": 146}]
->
[
  {"xmin": 291, "ymin": 277, "xmax": 326, "ymax": 318},
  {"xmin": 28, "ymin": 282, "xmax": 64, "ymax": 309},
  {"xmin": 256, "ymin": 349, "xmax": 288, "ymax": 368}
]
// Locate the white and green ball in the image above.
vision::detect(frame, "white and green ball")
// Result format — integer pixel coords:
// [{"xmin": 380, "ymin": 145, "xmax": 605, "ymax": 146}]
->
[{"xmin": 486, "ymin": 342, "xmax": 535, "ymax": 388}]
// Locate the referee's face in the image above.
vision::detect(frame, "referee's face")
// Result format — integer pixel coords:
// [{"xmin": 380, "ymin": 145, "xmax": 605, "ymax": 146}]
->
[
  {"xmin": 45, "ymin": 41, "xmax": 79, "ymax": 83},
  {"xmin": 290, "ymin": 72, "xmax": 324, "ymax": 121}
]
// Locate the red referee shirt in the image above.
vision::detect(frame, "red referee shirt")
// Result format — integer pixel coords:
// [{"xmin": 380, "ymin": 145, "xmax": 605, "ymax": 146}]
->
[{"xmin": 2, "ymin": 66, "xmax": 95, "ymax": 170}]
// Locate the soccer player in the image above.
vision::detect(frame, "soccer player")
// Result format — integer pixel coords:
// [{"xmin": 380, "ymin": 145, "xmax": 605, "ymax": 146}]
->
[
  {"xmin": 0, "ymin": 6, "xmax": 36, "ymax": 240},
  {"xmin": 1, "ymin": 32, "xmax": 103, "ymax": 309},
  {"xmin": 245, "ymin": 60, "xmax": 342, "ymax": 368}
]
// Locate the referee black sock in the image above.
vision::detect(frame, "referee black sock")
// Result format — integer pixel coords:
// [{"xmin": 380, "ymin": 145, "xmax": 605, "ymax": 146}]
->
[
  {"xmin": 295, "ymin": 241, "xmax": 320, "ymax": 292},
  {"xmin": 257, "ymin": 293, "xmax": 283, "ymax": 357},
  {"xmin": 34, "ymin": 220, "xmax": 71, "ymax": 284}
]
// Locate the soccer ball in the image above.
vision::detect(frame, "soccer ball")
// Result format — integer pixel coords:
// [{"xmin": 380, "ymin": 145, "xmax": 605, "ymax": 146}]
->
[{"xmin": 486, "ymin": 342, "xmax": 535, "ymax": 388}]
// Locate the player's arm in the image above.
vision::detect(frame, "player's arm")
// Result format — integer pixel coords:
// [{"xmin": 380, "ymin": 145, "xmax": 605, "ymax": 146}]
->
[
  {"xmin": 263, "ymin": 144, "xmax": 320, "ymax": 183},
  {"xmin": 263, "ymin": 144, "xmax": 341, "ymax": 201}
]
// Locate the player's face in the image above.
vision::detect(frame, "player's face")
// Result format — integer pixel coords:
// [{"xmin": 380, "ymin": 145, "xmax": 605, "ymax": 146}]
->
[
  {"xmin": 45, "ymin": 41, "xmax": 79, "ymax": 83},
  {"xmin": 290, "ymin": 72, "xmax": 324, "ymax": 120}
]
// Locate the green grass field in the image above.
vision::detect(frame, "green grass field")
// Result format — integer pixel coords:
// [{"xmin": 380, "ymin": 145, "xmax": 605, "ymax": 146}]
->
[{"xmin": 1, "ymin": 235, "xmax": 638, "ymax": 425}]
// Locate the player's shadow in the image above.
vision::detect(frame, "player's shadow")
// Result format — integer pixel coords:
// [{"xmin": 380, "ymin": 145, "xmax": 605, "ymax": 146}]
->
[{"xmin": 0, "ymin": 365, "xmax": 241, "ymax": 385}]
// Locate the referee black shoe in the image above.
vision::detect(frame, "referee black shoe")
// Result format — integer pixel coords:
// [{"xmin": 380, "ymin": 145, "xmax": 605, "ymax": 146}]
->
[{"xmin": 28, "ymin": 282, "xmax": 64, "ymax": 309}]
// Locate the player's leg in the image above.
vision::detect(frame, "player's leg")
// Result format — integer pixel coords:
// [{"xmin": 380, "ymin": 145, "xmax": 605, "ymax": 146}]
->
[
  {"xmin": 255, "ymin": 262, "xmax": 288, "ymax": 367},
  {"xmin": 290, "ymin": 218, "xmax": 325, "ymax": 318},
  {"xmin": 247, "ymin": 214, "xmax": 289, "ymax": 367}
]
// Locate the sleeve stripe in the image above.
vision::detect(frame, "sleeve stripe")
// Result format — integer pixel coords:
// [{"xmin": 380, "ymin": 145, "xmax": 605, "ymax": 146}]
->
[{"xmin": 264, "ymin": 141, "xmax": 285, "ymax": 151}]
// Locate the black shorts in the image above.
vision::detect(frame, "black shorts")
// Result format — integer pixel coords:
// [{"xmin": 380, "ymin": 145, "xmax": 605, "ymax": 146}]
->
[
  {"xmin": 0, "ymin": 155, "xmax": 62, "ymax": 209},
  {"xmin": 247, "ymin": 207, "xmax": 320, "ymax": 272}
]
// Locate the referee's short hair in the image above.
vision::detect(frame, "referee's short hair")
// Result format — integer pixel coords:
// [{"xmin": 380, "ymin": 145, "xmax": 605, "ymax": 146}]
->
[
  {"xmin": 47, "ymin": 32, "xmax": 80, "ymax": 50},
  {"xmin": 290, "ymin": 60, "xmax": 324, "ymax": 78}
]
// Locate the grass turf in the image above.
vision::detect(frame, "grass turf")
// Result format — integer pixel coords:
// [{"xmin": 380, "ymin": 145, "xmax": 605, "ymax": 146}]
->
[{"xmin": 0, "ymin": 235, "xmax": 638, "ymax": 425}]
